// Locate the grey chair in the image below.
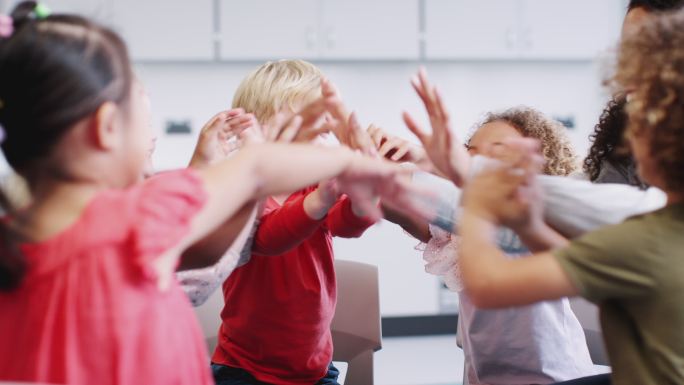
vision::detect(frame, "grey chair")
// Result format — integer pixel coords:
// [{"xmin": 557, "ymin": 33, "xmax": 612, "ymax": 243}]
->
[{"xmin": 331, "ymin": 260, "xmax": 382, "ymax": 385}]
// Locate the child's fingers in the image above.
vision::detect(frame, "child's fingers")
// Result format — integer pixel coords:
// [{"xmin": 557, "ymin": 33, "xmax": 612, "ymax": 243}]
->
[
  {"xmin": 226, "ymin": 108, "xmax": 244, "ymax": 118},
  {"xmin": 277, "ymin": 115, "xmax": 304, "ymax": 142},
  {"xmin": 433, "ymin": 87, "xmax": 451, "ymax": 124},
  {"xmin": 348, "ymin": 113, "xmax": 377, "ymax": 156},
  {"xmin": 402, "ymin": 111, "xmax": 430, "ymax": 145},
  {"xmin": 296, "ymin": 126, "xmax": 332, "ymax": 143},
  {"xmin": 391, "ymin": 145, "xmax": 411, "ymax": 162},
  {"xmin": 324, "ymin": 96, "xmax": 349, "ymax": 124},
  {"xmin": 366, "ymin": 124, "xmax": 385, "ymax": 149},
  {"xmin": 299, "ymin": 98, "xmax": 328, "ymax": 128},
  {"xmin": 417, "ymin": 67, "xmax": 439, "ymax": 113},
  {"xmin": 378, "ymin": 137, "xmax": 402, "ymax": 158},
  {"xmin": 411, "ymin": 76, "xmax": 436, "ymax": 117}
]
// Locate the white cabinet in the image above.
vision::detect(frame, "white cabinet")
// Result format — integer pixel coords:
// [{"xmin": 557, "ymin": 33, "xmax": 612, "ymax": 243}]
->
[
  {"xmin": 220, "ymin": 0, "xmax": 320, "ymax": 60},
  {"xmin": 519, "ymin": 0, "xmax": 623, "ymax": 59},
  {"xmin": 425, "ymin": 0, "xmax": 624, "ymax": 60},
  {"xmin": 320, "ymin": 0, "xmax": 419, "ymax": 60},
  {"xmin": 29, "ymin": 0, "xmax": 109, "ymax": 20},
  {"xmin": 109, "ymin": 0, "xmax": 215, "ymax": 61},
  {"xmin": 220, "ymin": 0, "xmax": 419, "ymax": 61},
  {"xmin": 425, "ymin": 0, "xmax": 519, "ymax": 60}
]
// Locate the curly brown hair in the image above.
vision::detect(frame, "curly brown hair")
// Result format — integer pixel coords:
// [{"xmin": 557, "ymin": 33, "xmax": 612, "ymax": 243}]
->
[
  {"xmin": 613, "ymin": 11, "xmax": 684, "ymax": 192},
  {"xmin": 473, "ymin": 107, "xmax": 578, "ymax": 176}
]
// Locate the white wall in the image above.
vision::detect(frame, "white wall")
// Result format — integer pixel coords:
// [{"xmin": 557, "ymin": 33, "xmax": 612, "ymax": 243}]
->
[{"xmin": 140, "ymin": 59, "xmax": 612, "ymax": 317}]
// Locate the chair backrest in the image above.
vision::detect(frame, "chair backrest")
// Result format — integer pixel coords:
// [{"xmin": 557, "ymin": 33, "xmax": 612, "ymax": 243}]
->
[
  {"xmin": 193, "ymin": 286, "xmax": 225, "ymax": 354},
  {"xmin": 331, "ymin": 259, "xmax": 382, "ymax": 385}
]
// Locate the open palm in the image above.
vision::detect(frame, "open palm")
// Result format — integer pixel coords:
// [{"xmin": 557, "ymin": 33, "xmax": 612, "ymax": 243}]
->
[{"xmin": 403, "ymin": 68, "xmax": 470, "ymax": 187}]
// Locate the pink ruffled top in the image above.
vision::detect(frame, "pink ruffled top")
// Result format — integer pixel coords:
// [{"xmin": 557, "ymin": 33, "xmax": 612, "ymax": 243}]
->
[{"xmin": 0, "ymin": 169, "xmax": 213, "ymax": 385}]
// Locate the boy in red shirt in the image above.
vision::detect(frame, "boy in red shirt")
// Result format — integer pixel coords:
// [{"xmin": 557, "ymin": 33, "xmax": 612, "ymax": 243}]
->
[{"xmin": 211, "ymin": 60, "xmax": 376, "ymax": 385}]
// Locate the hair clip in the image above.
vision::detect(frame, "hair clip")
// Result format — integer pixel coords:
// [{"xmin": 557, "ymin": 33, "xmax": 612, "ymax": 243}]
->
[
  {"xmin": 31, "ymin": 3, "xmax": 51, "ymax": 20},
  {"xmin": 0, "ymin": 14, "xmax": 13, "ymax": 38}
]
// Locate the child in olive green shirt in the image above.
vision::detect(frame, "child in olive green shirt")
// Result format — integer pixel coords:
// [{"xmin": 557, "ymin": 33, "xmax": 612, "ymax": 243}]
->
[
  {"xmin": 405, "ymin": 10, "xmax": 684, "ymax": 385},
  {"xmin": 554, "ymin": 204, "xmax": 684, "ymax": 384}
]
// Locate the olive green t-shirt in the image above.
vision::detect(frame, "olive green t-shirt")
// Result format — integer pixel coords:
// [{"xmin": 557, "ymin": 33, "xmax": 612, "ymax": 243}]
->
[{"xmin": 554, "ymin": 203, "xmax": 684, "ymax": 385}]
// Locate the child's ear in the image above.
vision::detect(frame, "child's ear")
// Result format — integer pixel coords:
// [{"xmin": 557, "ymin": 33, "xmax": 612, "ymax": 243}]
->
[{"xmin": 90, "ymin": 102, "xmax": 122, "ymax": 150}]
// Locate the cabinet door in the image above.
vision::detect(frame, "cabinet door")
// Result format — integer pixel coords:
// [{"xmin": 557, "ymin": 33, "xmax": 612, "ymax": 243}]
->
[
  {"xmin": 109, "ymin": 0, "xmax": 215, "ymax": 61},
  {"xmin": 29, "ymin": 0, "xmax": 110, "ymax": 22},
  {"xmin": 424, "ymin": 0, "xmax": 520, "ymax": 60},
  {"xmin": 320, "ymin": 0, "xmax": 419, "ymax": 60},
  {"xmin": 520, "ymin": 0, "xmax": 624, "ymax": 59},
  {"xmin": 220, "ymin": 0, "xmax": 320, "ymax": 61}
]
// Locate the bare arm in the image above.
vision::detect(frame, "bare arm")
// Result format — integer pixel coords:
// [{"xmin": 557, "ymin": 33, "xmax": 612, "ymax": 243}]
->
[
  {"xmin": 459, "ymin": 211, "xmax": 578, "ymax": 308},
  {"xmin": 382, "ymin": 204, "xmax": 431, "ymax": 243},
  {"xmin": 178, "ymin": 201, "xmax": 257, "ymax": 270}
]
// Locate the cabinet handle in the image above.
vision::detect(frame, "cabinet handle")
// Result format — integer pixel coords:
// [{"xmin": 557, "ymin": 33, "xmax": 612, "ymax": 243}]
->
[{"xmin": 306, "ymin": 27, "xmax": 318, "ymax": 50}]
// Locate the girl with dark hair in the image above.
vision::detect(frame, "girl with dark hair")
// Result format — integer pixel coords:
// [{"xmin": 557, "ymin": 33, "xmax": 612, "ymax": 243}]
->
[{"xmin": 0, "ymin": 3, "xmax": 431, "ymax": 384}]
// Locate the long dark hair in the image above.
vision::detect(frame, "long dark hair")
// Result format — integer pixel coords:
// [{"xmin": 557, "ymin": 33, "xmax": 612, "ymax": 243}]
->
[{"xmin": 0, "ymin": 1, "xmax": 133, "ymax": 290}]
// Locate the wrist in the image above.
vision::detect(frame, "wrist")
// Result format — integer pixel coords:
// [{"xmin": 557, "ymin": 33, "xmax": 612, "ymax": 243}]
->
[
  {"xmin": 189, "ymin": 153, "xmax": 211, "ymax": 169},
  {"xmin": 351, "ymin": 198, "xmax": 380, "ymax": 218},
  {"xmin": 304, "ymin": 188, "xmax": 336, "ymax": 220}
]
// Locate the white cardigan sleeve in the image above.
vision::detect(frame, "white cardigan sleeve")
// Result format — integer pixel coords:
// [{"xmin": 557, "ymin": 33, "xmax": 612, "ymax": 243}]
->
[
  {"xmin": 539, "ymin": 175, "xmax": 666, "ymax": 238},
  {"xmin": 414, "ymin": 156, "xmax": 667, "ymax": 238}
]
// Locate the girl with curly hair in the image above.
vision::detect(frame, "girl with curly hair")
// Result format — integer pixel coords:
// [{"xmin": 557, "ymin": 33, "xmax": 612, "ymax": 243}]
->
[
  {"xmin": 373, "ymin": 101, "xmax": 595, "ymax": 385},
  {"xmin": 421, "ymin": 107, "xmax": 595, "ymax": 385}
]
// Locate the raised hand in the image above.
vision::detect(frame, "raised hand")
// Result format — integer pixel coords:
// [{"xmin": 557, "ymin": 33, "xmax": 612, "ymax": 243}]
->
[
  {"xmin": 263, "ymin": 99, "xmax": 331, "ymax": 143},
  {"xmin": 189, "ymin": 109, "xmax": 246, "ymax": 168},
  {"xmin": 403, "ymin": 67, "xmax": 470, "ymax": 187},
  {"xmin": 319, "ymin": 78, "xmax": 377, "ymax": 156}
]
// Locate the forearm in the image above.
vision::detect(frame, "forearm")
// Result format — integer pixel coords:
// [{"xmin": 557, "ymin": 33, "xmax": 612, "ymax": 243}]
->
[
  {"xmin": 303, "ymin": 187, "xmax": 336, "ymax": 220},
  {"xmin": 459, "ymin": 211, "xmax": 509, "ymax": 299},
  {"xmin": 460, "ymin": 210, "xmax": 578, "ymax": 308},
  {"xmin": 515, "ymin": 221, "xmax": 570, "ymax": 253},
  {"xmin": 178, "ymin": 201, "xmax": 257, "ymax": 270},
  {"xmin": 246, "ymin": 144, "xmax": 354, "ymax": 199},
  {"xmin": 253, "ymin": 194, "xmax": 322, "ymax": 256},
  {"xmin": 181, "ymin": 143, "xmax": 353, "ymax": 253},
  {"xmin": 382, "ymin": 204, "xmax": 431, "ymax": 243}
]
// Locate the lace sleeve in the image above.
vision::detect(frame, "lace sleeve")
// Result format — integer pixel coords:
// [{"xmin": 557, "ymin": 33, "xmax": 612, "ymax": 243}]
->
[
  {"xmin": 422, "ymin": 225, "xmax": 463, "ymax": 292},
  {"xmin": 177, "ymin": 204, "xmax": 261, "ymax": 307}
]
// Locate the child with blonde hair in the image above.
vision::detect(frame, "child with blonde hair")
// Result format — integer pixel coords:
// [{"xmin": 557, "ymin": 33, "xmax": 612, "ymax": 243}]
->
[{"xmin": 209, "ymin": 59, "xmax": 379, "ymax": 385}]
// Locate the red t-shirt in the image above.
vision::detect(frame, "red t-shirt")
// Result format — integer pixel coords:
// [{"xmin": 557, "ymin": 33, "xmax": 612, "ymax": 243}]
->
[
  {"xmin": 0, "ymin": 170, "xmax": 213, "ymax": 385},
  {"xmin": 212, "ymin": 188, "xmax": 375, "ymax": 385}
]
